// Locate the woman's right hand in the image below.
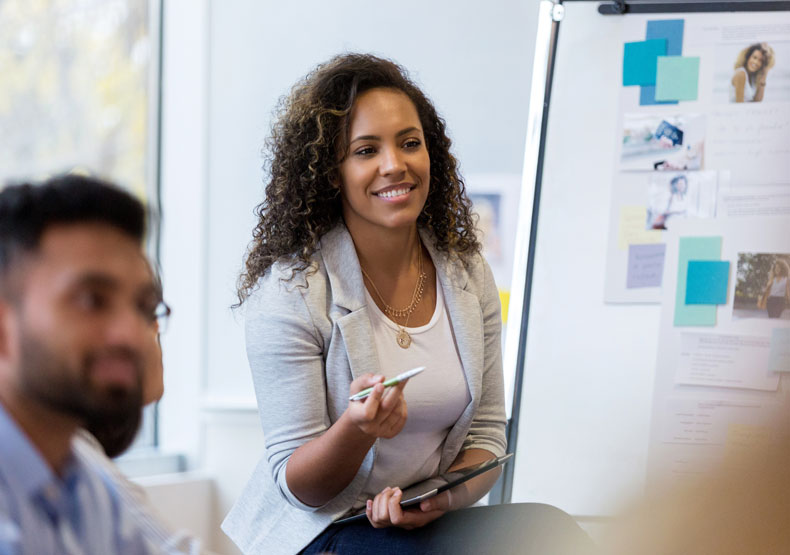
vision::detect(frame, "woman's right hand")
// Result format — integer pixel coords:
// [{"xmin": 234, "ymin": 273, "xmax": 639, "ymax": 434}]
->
[{"xmin": 346, "ymin": 373, "xmax": 408, "ymax": 439}]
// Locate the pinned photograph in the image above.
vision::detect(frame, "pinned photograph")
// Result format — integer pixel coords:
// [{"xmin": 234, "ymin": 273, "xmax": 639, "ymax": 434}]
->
[
  {"xmin": 469, "ymin": 193, "xmax": 503, "ymax": 263},
  {"xmin": 620, "ymin": 113, "xmax": 706, "ymax": 171},
  {"xmin": 714, "ymin": 41, "xmax": 790, "ymax": 103},
  {"xmin": 645, "ymin": 171, "xmax": 718, "ymax": 230},
  {"xmin": 733, "ymin": 253, "xmax": 790, "ymax": 320}
]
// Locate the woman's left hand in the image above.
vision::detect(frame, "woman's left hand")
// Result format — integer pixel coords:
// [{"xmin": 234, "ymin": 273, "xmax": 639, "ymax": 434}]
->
[{"xmin": 366, "ymin": 487, "xmax": 452, "ymax": 529}]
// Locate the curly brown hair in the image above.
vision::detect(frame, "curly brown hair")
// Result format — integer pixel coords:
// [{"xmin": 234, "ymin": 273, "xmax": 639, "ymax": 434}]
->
[{"xmin": 236, "ymin": 53, "xmax": 480, "ymax": 305}]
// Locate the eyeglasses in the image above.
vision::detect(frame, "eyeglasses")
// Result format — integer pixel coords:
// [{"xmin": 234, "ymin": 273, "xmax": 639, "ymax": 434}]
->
[{"xmin": 153, "ymin": 300, "xmax": 172, "ymax": 334}]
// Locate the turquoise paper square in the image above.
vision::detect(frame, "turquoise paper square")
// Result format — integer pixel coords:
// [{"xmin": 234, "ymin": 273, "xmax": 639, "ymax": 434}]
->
[
  {"xmin": 655, "ymin": 56, "xmax": 699, "ymax": 101},
  {"xmin": 623, "ymin": 39, "xmax": 667, "ymax": 86},
  {"xmin": 685, "ymin": 260, "xmax": 729, "ymax": 304}
]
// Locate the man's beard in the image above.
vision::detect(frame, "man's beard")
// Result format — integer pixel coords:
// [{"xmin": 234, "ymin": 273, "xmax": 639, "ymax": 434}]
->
[{"xmin": 18, "ymin": 329, "xmax": 144, "ymax": 457}]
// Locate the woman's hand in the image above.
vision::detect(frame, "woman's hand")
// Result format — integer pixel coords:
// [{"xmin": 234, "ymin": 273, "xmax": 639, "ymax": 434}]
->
[
  {"xmin": 366, "ymin": 487, "xmax": 452, "ymax": 529},
  {"xmin": 346, "ymin": 374, "xmax": 408, "ymax": 439}
]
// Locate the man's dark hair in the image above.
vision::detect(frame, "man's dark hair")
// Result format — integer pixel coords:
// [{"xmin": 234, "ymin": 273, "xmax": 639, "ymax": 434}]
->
[{"xmin": 0, "ymin": 174, "xmax": 146, "ymax": 282}]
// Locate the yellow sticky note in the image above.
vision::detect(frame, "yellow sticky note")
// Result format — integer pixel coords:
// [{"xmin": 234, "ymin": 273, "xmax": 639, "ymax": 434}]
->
[
  {"xmin": 498, "ymin": 289, "xmax": 510, "ymax": 324},
  {"xmin": 618, "ymin": 206, "xmax": 663, "ymax": 250}
]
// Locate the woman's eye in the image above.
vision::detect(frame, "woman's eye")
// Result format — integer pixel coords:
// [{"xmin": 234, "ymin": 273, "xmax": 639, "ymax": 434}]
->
[
  {"xmin": 354, "ymin": 146, "xmax": 376, "ymax": 156},
  {"xmin": 404, "ymin": 139, "xmax": 422, "ymax": 149}
]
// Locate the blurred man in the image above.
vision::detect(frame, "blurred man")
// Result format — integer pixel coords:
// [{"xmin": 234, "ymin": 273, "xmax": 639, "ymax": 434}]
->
[{"xmin": 0, "ymin": 175, "xmax": 189, "ymax": 553}]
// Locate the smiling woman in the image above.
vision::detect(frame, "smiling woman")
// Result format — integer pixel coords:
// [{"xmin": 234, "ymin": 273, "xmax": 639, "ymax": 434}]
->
[
  {"xmin": 731, "ymin": 42, "xmax": 776, "ymax": 102},
  {"xmin": 337, "ymin": 88, "xmax": 431, "ymax": 236},
  {"xmin": 224, "ymin": 53, "xmax": 593, "ymax": 554}
]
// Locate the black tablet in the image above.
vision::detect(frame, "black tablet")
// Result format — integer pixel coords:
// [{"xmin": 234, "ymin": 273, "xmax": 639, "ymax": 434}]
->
[{"xmin": 334, "ymin": 453, "xmax": 513, "ymax": 525}]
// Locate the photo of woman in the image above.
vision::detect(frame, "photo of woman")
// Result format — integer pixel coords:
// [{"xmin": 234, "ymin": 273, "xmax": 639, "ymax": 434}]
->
[
  {"xmin": 730, "ymin": 42, "xmax": 775, "ymax": 102},
  {"xmin": 733, "ymin": 253, "xmax": 790, "ymax": 321},
  {"xmin": 645, "ymin": 171, "xmax": 718, "ymax": 231},
  {"xmin": 759, "ymin": 258, "xmax": 790, "ymax": 318}
]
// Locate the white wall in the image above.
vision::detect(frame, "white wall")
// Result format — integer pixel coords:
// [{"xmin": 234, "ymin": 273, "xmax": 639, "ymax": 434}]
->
[
  {"xmin": 204, "ymin": 0, "xmax": 539, "ymax": 403},
  {"xmin": 159, "ymin": 1, "xmax": 539, "ymax": 551}
]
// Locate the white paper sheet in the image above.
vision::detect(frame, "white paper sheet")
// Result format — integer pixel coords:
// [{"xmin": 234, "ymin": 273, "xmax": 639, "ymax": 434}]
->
[{"xmin": 675, "ymin": 332, "xmax": 779, "ymax": 391}]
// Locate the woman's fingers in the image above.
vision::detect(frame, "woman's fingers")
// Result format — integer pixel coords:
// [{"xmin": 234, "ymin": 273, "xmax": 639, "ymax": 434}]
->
[
  {"xmin": 387, "ymin": 488, "xmax": 406, "ymax": 527},
  {"xmin": 366, "ymin": 487, "xmax": 450, "ymax": 530},
  {"xmin": 419, "ymin": 490, "xmax": 452, "ymax": 513},
  {"xmin": 368, "ymin": 487, "xmax": 395, "ymax": 528},
  {"xmin": 362, "ymin": 383, "xmax": 385, "ymax": 419},
  {"xmin": 349, "ymin": 373, "xmax": 384, "ymax": 395},
  {"xmin": 380, "ymin": 379, "xmax": 408, "ymax": 411},
  {"xmin": 347, "ymin": 374, "xmax": 409, "ymax": 438}
]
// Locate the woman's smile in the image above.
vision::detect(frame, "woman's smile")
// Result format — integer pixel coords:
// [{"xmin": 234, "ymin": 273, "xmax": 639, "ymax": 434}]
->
[
  {"xmin": 373, "ymin": 184, "xmax": 417, "ymax": 201},
  {"xmin": 337, "ymin": 87, "xmax": 431, "ymax": 235}
]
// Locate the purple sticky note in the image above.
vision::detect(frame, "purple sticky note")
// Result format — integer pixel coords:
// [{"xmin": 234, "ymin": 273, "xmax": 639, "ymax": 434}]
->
[{"xmin": 627, "ymin": 243, "xmax": 667, "ymax": 288}]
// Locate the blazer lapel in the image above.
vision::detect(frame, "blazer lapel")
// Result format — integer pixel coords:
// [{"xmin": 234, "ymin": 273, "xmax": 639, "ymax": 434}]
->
[
  {"xmin": 320, "ymin": 225, "xmax": 381, "ymax": 381},
  {"xmin": 421, "ymin": 233, "xmax": 483, "ymax": 405},
  {"xmin": 422, "ymin": 233, "xmax": 484, "ymax": 470}
]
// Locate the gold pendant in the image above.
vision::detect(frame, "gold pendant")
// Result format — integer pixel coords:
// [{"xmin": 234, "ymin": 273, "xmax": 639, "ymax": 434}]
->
[{"xmin": 396, "ymin": 328, "xmax": 412, "ymax": 349}]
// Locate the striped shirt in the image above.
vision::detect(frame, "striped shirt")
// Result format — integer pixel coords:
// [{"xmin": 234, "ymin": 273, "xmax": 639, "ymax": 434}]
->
[{"xmin": 0, "ymin": 403, "xmax": 201, "ymax": 554}]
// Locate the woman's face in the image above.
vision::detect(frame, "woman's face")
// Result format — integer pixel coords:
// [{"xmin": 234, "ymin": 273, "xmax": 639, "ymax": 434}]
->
[
  {"xmin": 336, "ymin": 87, "xmax": 430, "ymax": 236},
  {"xmin": 746, "ymin": 48, "xmax": 765, "ymax": 73}
]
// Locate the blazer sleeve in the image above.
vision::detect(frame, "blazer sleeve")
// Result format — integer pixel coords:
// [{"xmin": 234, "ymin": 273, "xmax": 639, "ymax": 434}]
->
[
  {"xmin": 462, "ymin": 257, "xmax": 508, "ymax": 457},
  {"xmin": 245, "ymin": 267, "xmax": 331, "ymax": 511}
]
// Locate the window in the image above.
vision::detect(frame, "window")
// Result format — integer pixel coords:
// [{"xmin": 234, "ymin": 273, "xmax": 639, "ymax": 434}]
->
[{"xmin": 1, "ymin": 0, "xmax": 162, "ymax": 450}]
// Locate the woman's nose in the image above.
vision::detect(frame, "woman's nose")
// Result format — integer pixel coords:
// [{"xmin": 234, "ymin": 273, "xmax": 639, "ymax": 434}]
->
[{"xmin": 379, "ymin": 146, "xmax": 406, "ymax": 176}]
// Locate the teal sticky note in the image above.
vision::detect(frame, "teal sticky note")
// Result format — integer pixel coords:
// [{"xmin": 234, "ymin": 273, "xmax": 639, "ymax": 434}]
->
[
  {"xmin": 623, "ymin": 39, "xmax": 667, "ymax": 86},
  {"xmin": 674, "ymin": 237, "xmax": 721, "ymax": 326},
  {"xmin": 686, "ymin": 261, "xmax": 729, "ymax": 304},
  {"xmin": 769, "ymin": 328, "xmax": 790, "ymax": 372},
  {"xmin": 655, "ymin": 56, "xmax": 700, "ymax": 101}
]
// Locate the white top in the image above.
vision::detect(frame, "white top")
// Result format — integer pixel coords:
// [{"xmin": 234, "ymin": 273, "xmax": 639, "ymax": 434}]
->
[
  {"xmin": 730, "ymin": 67, "xmax": 757, "ymax": 102},
  {"xmin": 770, "ymin": 276, "xmax": 787, "ymax": 297},
  {"xmin": 356, "ymin": 275, "xmax": 471, "ymax": 506}
]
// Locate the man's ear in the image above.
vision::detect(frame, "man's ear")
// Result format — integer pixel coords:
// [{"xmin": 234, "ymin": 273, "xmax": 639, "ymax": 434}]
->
[
  {"xmin": 0, "ymin": 301, "xmax": 10, "ymax": 358},
  {"xmin": 0, "ymin": 295, "xmax": 20, "ymax": 359}
]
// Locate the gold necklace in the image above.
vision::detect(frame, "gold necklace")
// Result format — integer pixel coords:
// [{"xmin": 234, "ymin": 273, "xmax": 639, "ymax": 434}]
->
[{"xmin": 361, "ymin": 243, "xmax": 426, "ymax": 349}]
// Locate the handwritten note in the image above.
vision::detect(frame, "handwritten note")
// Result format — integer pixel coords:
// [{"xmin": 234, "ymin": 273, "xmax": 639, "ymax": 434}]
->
[
  {"xmin": 618, "ymin": 206, "xmax": 663, "ymax": 250},
  {"xmin": 707, "ymin": 105, "xmax": 790, "ymax": 186},
  {"xmin": 627, "ymin": 243, "xmax": 666, "ymax": 288}
]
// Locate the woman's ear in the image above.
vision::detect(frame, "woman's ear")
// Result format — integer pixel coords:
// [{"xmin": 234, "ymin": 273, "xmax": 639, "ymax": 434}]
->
[{"xmin": 329, "ymin": 171, "xmax": 341, "ymax": 190}]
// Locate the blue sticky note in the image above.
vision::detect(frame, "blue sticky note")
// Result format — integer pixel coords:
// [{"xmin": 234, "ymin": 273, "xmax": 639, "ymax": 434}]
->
[
  {"xmin": 640, "ymin": 85, "xmax": 678, "ymax": 106},
  {"xmin": 655, "ymin": 56, "xmax": 700, "ymax": 101},
  {"xmin": 627, "ymin": 244, "xmax": 666, "ymax": 288},
  {"xmin": 685, "ymin": 260, "xmax": 729, "ymax": 304},
  {"xmin": 769, "ymin": 328, "xmax": 790, "ymax": 372},
  {"xmin": 647, "ymin": 19, "xmax": 684, "ymax": 56},
  {"xmin": 623, "ymin": 39, "xmax": 667, "ymax": 86},
  {"xmin": 674, "ymin": 237, "xmax": 721, "ymax": 326},
  {"xmin": 640, "ymin": 19, "xmax": 685, "ymax": 105}
]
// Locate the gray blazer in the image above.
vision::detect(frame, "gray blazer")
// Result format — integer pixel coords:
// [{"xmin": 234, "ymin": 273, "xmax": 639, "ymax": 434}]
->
[{"xmin": 222, "ymin": 225, "xmax": 507, "ymax": 554}]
